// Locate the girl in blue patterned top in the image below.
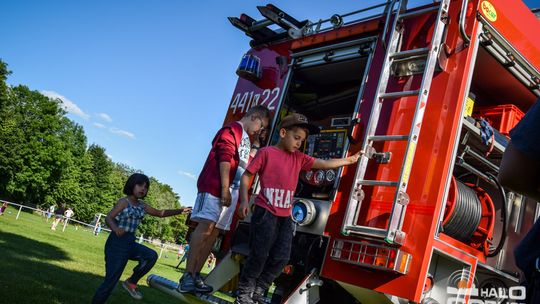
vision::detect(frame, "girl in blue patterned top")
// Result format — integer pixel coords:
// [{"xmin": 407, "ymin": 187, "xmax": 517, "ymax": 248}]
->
[{"xmin": 92, "ymin": 173, "xmax": 191, "ymax": 303}]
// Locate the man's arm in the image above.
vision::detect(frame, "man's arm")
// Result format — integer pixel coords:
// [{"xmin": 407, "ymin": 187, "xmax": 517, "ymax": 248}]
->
[
  {"xmin": 237, "ymin": 171, "xmax": 254, "ymax": 220},
  {"xmin": 498, "ymin": 98, "xmax": 540, "ymax": 201},
  {"xmin": 498, "ymin": 143, "xmax": 540, "ymax": 202},
  {"xmin": 214, "ymin": 127, "xmax": 238, "ymax": 207},
  {"xmin": 219, "ymin": 161, "xmax": 232, "ymax": 206}
]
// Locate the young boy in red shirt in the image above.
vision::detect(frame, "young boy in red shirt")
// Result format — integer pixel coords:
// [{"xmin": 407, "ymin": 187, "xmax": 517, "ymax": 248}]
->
[
  {"xmin": 235, "ymin": 113, "xmax": 361, "ymax": 304},
  {"xmin": 178, "ymin": 105, "xmax": 270, "ymax": 294}
]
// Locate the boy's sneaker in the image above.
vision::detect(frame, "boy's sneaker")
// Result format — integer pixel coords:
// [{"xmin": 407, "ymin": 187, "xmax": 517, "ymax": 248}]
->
[
  {"xmin": 194, "ymin": 273, "xmax": 213, "ymax": 293},
  {"xmin": 235, "ymin": 294, "xmax": 256, "ymax": 304},
  {"xmin": 122, "ymin": 281, "xmax": 143, "ymax": 300},
  {"xmin": 252, "ymin": 286, "xmax": 266, "ymax": 304},
  {"xmin": 177, "ymin": 272, "xmax": 195, "ymax": 293}
]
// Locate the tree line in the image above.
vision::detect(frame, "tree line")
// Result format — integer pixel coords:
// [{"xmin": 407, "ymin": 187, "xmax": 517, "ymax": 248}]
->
[{"xmin": 0, "ymin": 60, "xmax": 188, "ymax": 243}]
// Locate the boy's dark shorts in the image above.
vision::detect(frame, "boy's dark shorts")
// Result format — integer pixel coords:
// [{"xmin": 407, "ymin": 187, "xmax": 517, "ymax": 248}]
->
[{"xmin": 509, "ymin": 98, "xmax": 540, "ymax": 162}]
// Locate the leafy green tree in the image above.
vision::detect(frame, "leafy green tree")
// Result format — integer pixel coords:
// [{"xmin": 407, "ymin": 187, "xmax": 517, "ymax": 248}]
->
[
  {"xmin": 169, "ymin": 213, "xmax": 189, "ymax": 244},
  {"xmin": 87, "ymin": 144, "xmax": 116, "ymax": 215},
  {"xmin": 0, "ymin": 59, "xmax": 189, "ymax": 242},
  {"xmin": 0, "ymin": 61, "xmax": 16, "ymax": 200},
  {"xmin": 45, "ymin": 119, "xmax": 93, "ymax": 217},
  {"xmin": 1, "ymin": 84, "xmax": 66, "ymax": 206},
  {"xmin": 0, "ymin": 60, "xmax": 10, "ymax": 110},
  {"xmin": 138, "ymin": 215, "xmax": 160, "ymax": 239}
]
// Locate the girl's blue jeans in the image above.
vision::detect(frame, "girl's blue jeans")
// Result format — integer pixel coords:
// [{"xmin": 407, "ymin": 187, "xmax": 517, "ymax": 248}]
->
[{"xmin": 92, "ymin": 232, "xmax": 158, "ymax": 303}]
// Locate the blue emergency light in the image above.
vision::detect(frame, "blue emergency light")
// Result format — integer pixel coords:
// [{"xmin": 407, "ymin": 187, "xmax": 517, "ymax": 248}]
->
[{"xmin": 236, "ymin": 54, "xmax": 262, "ymax": 81}]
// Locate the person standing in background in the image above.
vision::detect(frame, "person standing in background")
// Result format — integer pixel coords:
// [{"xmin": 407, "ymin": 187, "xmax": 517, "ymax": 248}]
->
[
  {"xmin": 0, "ymin": 202, "xmax": 7, "ymax": 215},
  {"xmin": 51, "ymin": 204, "xmax": 65, "ymax": 230},
  {"xmin": 63, "ymin": 207, "xmax": 74, "ymax": 228}
]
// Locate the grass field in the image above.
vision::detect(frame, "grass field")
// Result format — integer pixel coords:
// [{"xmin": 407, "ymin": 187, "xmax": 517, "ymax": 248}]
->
[{"xmin": 0, "ymin": 205, "xmax": 219, "ymax": 304}]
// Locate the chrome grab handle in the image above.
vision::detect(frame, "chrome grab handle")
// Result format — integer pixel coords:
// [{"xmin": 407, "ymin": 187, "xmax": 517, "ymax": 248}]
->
[{"xmin": 459, "ymin": 0, "xmax": 471, "ymax": 45}]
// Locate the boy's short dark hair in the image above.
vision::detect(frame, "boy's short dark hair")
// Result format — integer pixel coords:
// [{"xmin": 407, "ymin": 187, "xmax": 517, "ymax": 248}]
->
[
  {"xmin": 123, "ymin": 173, "xmax": 150, "ymax": 196},
  {"xmin": 246, "ymin": 105, "xmax": 270, "ymax": 119}
]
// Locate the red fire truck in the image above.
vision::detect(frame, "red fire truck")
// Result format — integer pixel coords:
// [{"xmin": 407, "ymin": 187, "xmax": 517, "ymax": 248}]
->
[{"xmin": 149, "ymin": 1, "xmax": 540, "ymax": 303}]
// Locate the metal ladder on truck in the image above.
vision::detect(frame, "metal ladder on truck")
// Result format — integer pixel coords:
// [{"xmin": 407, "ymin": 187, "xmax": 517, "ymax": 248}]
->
[{"xmin": 342, "ymin": 0, "xmax": 450, "ymax": 245}]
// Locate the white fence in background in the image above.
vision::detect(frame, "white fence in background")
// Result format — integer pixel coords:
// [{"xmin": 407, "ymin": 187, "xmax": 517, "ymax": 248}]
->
[{"xmin": 0, "ymin": 199, "xmax": 183, "ymax": 259}]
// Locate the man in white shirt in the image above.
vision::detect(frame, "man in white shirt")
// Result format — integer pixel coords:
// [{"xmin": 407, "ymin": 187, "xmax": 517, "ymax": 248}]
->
[{"xmin": 64, "ymin": 208, "xmax": 74, "ymax": 227}]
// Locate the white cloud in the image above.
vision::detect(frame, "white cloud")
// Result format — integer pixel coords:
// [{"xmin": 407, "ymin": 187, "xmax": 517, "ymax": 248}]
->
[
  {"xmin": 109, "ymin": 127, "xmax": 136, "ymax": 140},
  {"xmin": 93, "ymin": 123, "xmax": 106, "ymax": 129},
  {"xmin": 178, "ymin": 170, "xmax": 197, "ymax": 181},
  {"xmin": 41, "ymin": 90, "xmax": 90, "ymax": 120},
  {"xmin": 97, "ymin": 113, "xmax": 112, "ymax": 122}
]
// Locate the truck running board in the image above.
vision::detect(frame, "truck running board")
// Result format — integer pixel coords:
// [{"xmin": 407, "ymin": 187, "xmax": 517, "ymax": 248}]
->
[
  {"xmin": 146, "ymin": 274, "xmax": 233, "ymax": 304},
  {"xmin": 147, "ymin": 251, "xmax": 241, "ymax": 303}
]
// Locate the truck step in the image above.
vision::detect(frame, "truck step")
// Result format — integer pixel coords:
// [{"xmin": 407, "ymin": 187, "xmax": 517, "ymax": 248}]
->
[
  {"xmin": 369, "ymin": 135, "xmax": 409, "ymax": 141},
  {"xmin": 379, "ymin": 90, "xmax": 420, "ymax": 99},
  {"xmin": 389, "ymin": 47, "xmax": 430, "ymax": 59},
  {"xmin": 357, "ymin": 180, "xmax": 399, "ymax": 187}
]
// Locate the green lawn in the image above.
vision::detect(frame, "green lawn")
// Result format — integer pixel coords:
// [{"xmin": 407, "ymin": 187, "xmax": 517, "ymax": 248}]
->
[{"xmin": 0, "ymin": 205, "xmax": 215, "ymax": 304}]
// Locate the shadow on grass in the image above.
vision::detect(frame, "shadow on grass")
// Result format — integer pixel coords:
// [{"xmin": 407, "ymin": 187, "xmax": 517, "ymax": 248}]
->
[
  {"xmin": 0, "ymin": 231, "xmax": 70, "ymax": 261},
  {"xmin": 0, "ymin": 231, "xmax": 178, "ymax": 304},
  {"xmin": 165, "ymin": 262, "xmax": 186, "ymax": 273}
]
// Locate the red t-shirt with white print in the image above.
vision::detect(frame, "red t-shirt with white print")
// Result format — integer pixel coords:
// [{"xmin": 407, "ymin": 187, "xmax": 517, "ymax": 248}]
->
[{"xmin": 246, "ymin": 146, "xmax": 315, "ymax": 217}]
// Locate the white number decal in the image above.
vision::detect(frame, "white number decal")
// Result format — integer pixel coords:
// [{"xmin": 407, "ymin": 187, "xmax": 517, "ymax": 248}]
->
[
  {"xmin": 252, "ymin": 94, "xmax": 261, "ymax": 107},
  {"xmin": 267, "ymin": 87, "xmax": 280, "ymax": 110},
  {"xmin": 261, "ymin": 89, "xmax": 271, "ymax": 106},
  {"xmin": 246, "ymin": 91, "xmax": 254, "ymax": 110},
  {"xmin": 229, "ymin": 87, "xmax": 281, "ymax": 113},
  {"xmin": 230, "ymin": 93, "xmax": 241, "ymax": 114},
  {"xmin": 238, "ymin": 92, "xmax": 249, "ymax": 113}
]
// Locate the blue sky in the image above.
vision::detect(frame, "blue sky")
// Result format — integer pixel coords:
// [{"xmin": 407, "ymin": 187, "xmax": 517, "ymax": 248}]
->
[{"xmin": 1, "ymin": 0, "xmax": 538, "ymax": 206}]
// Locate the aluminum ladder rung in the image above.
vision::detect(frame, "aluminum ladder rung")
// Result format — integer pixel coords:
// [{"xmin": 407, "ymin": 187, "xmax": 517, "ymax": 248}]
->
[
  {"xmin": 389, "ymin": 47, "xmax": 430, "ymax": 60},
  {"xmin": 358, "ymin": 180, "xmax": 399, "ymax": 187},
  {"xmin": 379, "ymin": 90, "xmax": 419, "ymax": 99},
  {"xmin": 399, "ymin": 5, "xmax": 440, "ymax": 19},
  {"xmin": 369, "ymin": 135, "xmax": 409, "ymax": 141}
]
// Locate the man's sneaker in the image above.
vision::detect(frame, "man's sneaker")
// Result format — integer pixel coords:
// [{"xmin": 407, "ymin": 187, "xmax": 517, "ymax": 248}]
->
[
  {"xmin": 194, "ymin": 273, "xmax": 213, "ymax": 293},
  {"xmin": 176, "ymin": 272, "xmax": 195, "ymax": 293},
  {"xmin": 122, "ymin": 281, "xmax": 143, "ymax": 300}
]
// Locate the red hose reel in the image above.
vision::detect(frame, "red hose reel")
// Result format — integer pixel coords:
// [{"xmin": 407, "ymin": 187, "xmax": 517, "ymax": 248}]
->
[{"xmin": 443, "ymin": 177, "xmax": 496, "ymax": 255}]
